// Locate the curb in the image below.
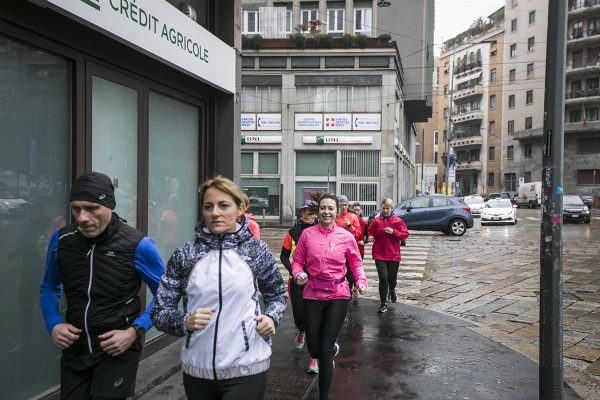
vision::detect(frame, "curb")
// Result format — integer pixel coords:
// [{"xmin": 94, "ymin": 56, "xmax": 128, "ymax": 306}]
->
[{"xmin": 134, "ymin": 339, "xmax": 183, "ymax": 399}]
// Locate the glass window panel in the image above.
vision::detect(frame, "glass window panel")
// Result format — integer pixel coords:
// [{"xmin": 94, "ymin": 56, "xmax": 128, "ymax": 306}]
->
[
  {"xmin": 295, "ymin": 87, "xmax": 308, "ymax": 112},
  {"xmin": 338, "ymin": 86, "xmax": 351, "ymax": 112},
  {"xmin": 0, "ymin": 35, "xmax": 69, "ymax": 399},
  {"xmin": 242, "ymin": 86, "xmax": 256, "ymax": 113},
  {"xmin": 325, "ymin": 86, "xmax": 337, "ymax": 112},
  {"xmin": 296, "ymin": 151, "xmax": 336, "ymax": 176},
  {"xmin": 353, "ymin": 86, "xmax": 367, "ymax": 112},
  {"xmin": 367, "ymin": 87, "xmax": 381, "ymax": 112},
  {"xmin": 241, "ymin": 178, "xmax": 280, "ymax": 216},
  {"xmin": 258, "ymin": 153, "xmax": 278, "ymax": 174},
  {"xmin": 92, "ymin": 76, "xmax": 138, "ymax": 227},
  {"xmin": 268, "ymin": 87, "xmax": 282, "ymax": 112},
  {"xmin": 313, "ymin": 86, "xmax": 324, "ymax": 112},
  {"xmin": 241, "ymin": 153, "xmax": 254, "ymax": 174},
  {"xmin": 295, "ymin": 182, "xmax": 336, "ymax": 208}
]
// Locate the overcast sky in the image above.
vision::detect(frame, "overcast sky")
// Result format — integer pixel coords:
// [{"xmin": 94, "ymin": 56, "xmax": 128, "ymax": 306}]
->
[{"xmin": 434, "ymin": 0, "xmax": 505, "ymax": 55}]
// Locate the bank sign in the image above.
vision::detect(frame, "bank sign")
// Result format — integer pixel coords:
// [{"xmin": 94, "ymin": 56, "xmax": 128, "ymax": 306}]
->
[{"xmin": 43, "ymin": 0, "xmax": 235, "ymax": 93}]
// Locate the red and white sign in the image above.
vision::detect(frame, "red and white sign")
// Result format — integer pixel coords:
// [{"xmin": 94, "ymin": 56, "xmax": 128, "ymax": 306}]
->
[{"xmin": 323, "ymin": 114, "xmax": 352, "ymax": 131}]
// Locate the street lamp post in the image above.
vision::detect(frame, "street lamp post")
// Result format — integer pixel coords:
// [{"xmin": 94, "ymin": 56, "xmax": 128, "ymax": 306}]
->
[{"xmin": 444, "ymin": 52, "xmax": 456, "ymax": 195}]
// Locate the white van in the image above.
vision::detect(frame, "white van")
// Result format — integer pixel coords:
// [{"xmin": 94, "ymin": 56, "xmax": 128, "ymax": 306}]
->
[{"xmin": 517, "ymin": 181, "xmax": 542, "ymax": 208}]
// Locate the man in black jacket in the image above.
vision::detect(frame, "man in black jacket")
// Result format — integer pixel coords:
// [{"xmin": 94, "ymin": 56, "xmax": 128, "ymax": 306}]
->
[{"xmin": 40, "ymin": 172, "xmax": 165, "ymax": 400}]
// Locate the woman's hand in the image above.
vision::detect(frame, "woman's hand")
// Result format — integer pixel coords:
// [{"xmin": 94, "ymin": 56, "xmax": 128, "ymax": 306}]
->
[
  {"xmin": 186, "ymin": 308, "xmax": 214, "ymax": 332},
  {"xmin": 384, "ymin": 227, "xmax": 394, "ymax": 235},
  {"xmin": 255, "ymin": 315, "xmax": 276, "ymax": 338},
  {"xmin": 357, "ymin": 284, "xmax": 367, "ymax": 295},
  {"xmin": 368, "ymin": 236, "xmax": 375, "ymax": 242},
  {"xmin": 295, "ymin": 272, "xmax": 308, "ymax": 285}
]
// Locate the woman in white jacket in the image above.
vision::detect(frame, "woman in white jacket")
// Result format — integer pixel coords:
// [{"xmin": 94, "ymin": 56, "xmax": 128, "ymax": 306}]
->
[{"xmin": 152, "ymin": 176, "xmax": 287, "ymax": 400}]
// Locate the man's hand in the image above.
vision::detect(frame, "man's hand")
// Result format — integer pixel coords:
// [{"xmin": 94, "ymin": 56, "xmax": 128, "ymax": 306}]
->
[
  {"xmin": 255, "ymin": 315, "xmax": 276, "ymax": 338},
  {"xmin": 98, "ymin": 328, "xmax": 137, "ymax": 356},
  {"xmin": 51, "ymin": 323, "xmax": 81, "ymax": 349},
  {"xmin": 186, "ymin": 308, "xmax": 214, "ymax": 332}
]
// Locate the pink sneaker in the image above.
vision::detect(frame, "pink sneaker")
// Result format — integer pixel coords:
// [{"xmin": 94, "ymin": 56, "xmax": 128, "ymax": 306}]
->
[
  {"xmin": 294, "ymin": 331, "xmax": 306, "ymax": 350},
  {"xmin": 307, "ymin": 357, "xmax": 319, "ymax": 374}
]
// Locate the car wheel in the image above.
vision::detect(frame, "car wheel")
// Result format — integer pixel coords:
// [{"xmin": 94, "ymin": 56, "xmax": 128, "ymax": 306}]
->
[
  {"xmin": 448, "ymin": 219, "xmax": 467, "ymax": 236},
  {"xmin": 585, "ymin": 219, "xmax": 590, "ymax": 224},
  {"xmin": 528, "ymin": 201, "xmax": 533, "ymax": 209},
  {"xmin": 513, "ymin": 219, "xmax": 517, "ymax": 225}
]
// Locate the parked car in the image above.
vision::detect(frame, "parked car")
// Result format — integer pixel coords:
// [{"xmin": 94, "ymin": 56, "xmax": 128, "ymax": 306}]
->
[
  {"xmin": 484, "ymin": 192, "xmax": 511, "ymax": 202},
  {"xmin": 462, "ymin": 195, "xmax": 485, "ymax": 217},
  {"xmin": 481, "ymin": 199, "xmax": 517, "ymax": 226},
  {"xmin": 507, "ymin": 191, "xmax": 519, "ymax": 205},
  {"xmin": 0, "ymin": 187, "xmax": 27, "ymax": 216},
  {"xmin": 580, "ymin": 194, "xmax": 593, "ymax": 208},
  {"xmin": 517, "ymin": 181, "xmax": 542, "ymax": 208},
  {"xmin": 563, "ymin": 195, "xmax": 591, "ymax": 224},
  {"xmin": 367, "ymin": 195, "xmax": 474, "ymax": 236}
]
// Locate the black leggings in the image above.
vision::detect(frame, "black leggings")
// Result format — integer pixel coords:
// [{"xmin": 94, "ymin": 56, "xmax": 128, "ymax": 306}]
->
[
  {"xmin": 289, "ymin": 278, "xmax": 305, "ymax": 332},
  {"xmin": 183, "ymin": 372, "xmax": 267, "ymax": 400},
  {"xmin": 304, "ymin": 299, "xmax": 349, "ymax": 400},
  {"xmin": 375, "ymin": 260, "xmax": 400, "ymax": 305}
]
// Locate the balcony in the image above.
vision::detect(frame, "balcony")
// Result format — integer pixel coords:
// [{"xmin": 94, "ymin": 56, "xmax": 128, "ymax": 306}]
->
[
  {"xmin": 455, "ymin": 160, "xmax": 482, "ymax": 171},
  {"xmin": 453, "ymin": 60, "xmax": 482, "ymax": 78},
  {"xmin": 566, "ymin": 55, "xmax": 600, "ymax": 74},
  {"xmin": 450, "ymin": 134, "xmax": 483, "ymax": 148},
  {"xmin": 568, "ymin": 28, "xmax": 600, "ymax": 45},
  {"xmin": 568, "ymin": 0, "xmax": 600, "ymax": 17},
  {"xmin": 452, "ymin": 110, "xmax": 483, "ymax": 124},
  {"xmin": 565, "ymin": 119, "xmax": 600, "ymax": 133},
  {"xmin": 565, "ymin": 88, "xmax": 600, "ymax": 104},
  {"xmin": 453, "ymin": 84, "xmax": 483, "ymax": 102},
  {"xmin": 512, "ymin": 127, "xmax": 543, "ymax": 141}
]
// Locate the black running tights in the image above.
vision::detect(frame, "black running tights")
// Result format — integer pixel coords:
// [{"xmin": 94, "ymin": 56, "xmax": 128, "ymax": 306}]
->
[{"xmin": 375, "ymin": 260, "xmax": 400, "ymax": 305}]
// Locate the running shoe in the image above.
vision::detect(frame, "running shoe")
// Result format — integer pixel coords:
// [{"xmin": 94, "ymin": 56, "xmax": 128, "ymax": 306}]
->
[
  {"xmin": 333, "ymin": 342, "xmax": 340, "ymax": 357},
  {"xmin": 294, "ymin": 331, "xmax": 306, "ymax": 350},
  {"xmin": 308, "ymin": 357, "xmax": 319, "ymax": 374},
  {"xmin": 390, "ymin": 290, "xmax": 397, "ymax": 303},
  {"xmin": 377, "ymin": 304, "xmax": 387, "ymax": 313}
]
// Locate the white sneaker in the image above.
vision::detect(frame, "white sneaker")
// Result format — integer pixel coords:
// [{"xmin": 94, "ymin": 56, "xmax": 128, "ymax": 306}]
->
[
  {"xmin": 333, "ymin": 342, "xmax": 340, "ymax": 357},
  {"xmin": 294, "ymin": 331, "xmax": 306, "ymax": 350},
  {"xmin": 308, "ymin": 357, "xmax": 319, "ymax": 374}
]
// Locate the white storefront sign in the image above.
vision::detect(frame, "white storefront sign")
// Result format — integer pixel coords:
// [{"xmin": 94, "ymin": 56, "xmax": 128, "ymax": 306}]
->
[
  {"xmin": 303, "ymin": 136, "xmax": 373, "ymax": 144},
  {"xmin": 44, "ymin": 0, "xmax": 235, "ymax": 93},
  {"xmin": 295, "ymin": 114, "xmax": 323, "ymax": 130},
  {"xmin": 353, "ymin": 114, "xmax": 381, "ymax": 131},
  {"xmin": 241, "ymin": 114, "xmax": 256, "ymax": 131},
  {"xmin": 256, "ymin": 114, "xmax": 282, "ymax": 131},
  {"xmin": 448, "ymin": 167, "xmax": 456, "ymax": 183},
  {"xmin": 241, "ymin": 136, "xmax": 282, "ymax": 144},
  {"xmin": 323, "ymin": 114, "xmax": 352, "ymax": 131}
]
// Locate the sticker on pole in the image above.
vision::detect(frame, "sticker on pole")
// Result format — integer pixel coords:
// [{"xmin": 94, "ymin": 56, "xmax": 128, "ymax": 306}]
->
[{"xmin": 543, "ymin": 130, "xmax": 552, "ymax": 157}]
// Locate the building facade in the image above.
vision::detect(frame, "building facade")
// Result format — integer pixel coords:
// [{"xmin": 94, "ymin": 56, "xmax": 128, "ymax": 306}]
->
[
  {"xmin": 240, "ymin": 0, "xmax": 434, "ymax": 221},
  {"xmin": 416, "ymin": 57, "xmax": 440, "ymax": 195},
  {"xmin": 0, "ymin": 1, "xmax": 239, "ymax": 398}
]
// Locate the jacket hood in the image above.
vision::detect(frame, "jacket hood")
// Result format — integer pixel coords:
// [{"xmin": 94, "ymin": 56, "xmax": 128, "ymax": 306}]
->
[{"xmin": 194, "ymin": 217, "xmax": 254, "ymax": 250}]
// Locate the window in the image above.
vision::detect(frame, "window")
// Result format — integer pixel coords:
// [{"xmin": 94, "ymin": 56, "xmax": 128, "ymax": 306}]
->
[
  {"xmin": 241, "ymin": 152, "xmax": 279, "ymax": 175},
  {"xmin": 434, "ymin": 130, "xmax": 439, "ymax": 145},
  {"xmin": 242, "ymin": 10, "xmax": 260, "ymax": 34},
  {"xmin": 529, "ymin": 10, "xmax": 536, "ymax": 25},
  {"xmin": 572, "ymin": 21, "xmax": 584, "ymax": 39},
  {"xmin": 488, "ymin": 146, "xmax": 495, "ymax": 161},
  {"xmin": 327, "ymin": 9, "xmax": 345, "ymax": 33},
  {"xmin": 301, "ymin": 9, "xmax": 318, "ymax": 32},
  {"xmin": 577, "ymin": 169, "xmax": 600, "ymax": 184},
  {"xmin": 242, "ymin": 86, "xmax": 282, "ymax": 112},
  {"xmin": 443, "ymin": 107, "xmax": 449, "ymax": 118},
  {"xmin": 407, "ymin": 197, "xmax": 430, "ymax": 209},
  {"xmin": 241, "ymin": 153, "xmax": 253, "ymax": 174},
  {"xmin": 524, "ymin": 171, "xmax": 532, "ymax": 182},
  {"xmin": 508, "ymin": 120, "xmax": 515, "ymax": 133},
  {"xmin": 443, "ymin": 130, "xmax": 447, "ymax": 142},
  {"xmin": 489, "ymin": 95, "xmax": 496, "ymax": 109},
  {"xmin": 490, "ymin": 69, "xmax": 497, "ymax": 83},
  {"xmin": 527, "ymin": 63, "xmax": 534, "ymax": 79},
  {"xmin": 284, "ymin": 9, "xmax": 292, "ymax": 34},
  {"xmin": 588, "ymin": 78, "xmax": 600, "ymax": 95},
  {"xmin": 354, "ymin": 8, "xmax": 372, "ymax": 35},
  {"xmin": 508, "ymin": 94, "xmax": 515, "ymax": 108},
  {"xmin": 505, "ymin": 173, "xmax": 517, "ymax": 191},
  {"xmin": 489, "ymin": 121, "xmax": 496, "ymax": 136},
  {"xmin": 488, "ymin": 173, "xmax": 495, "ymax": 186},
  {"xmin": 570, "ymin": 109, "xmax": 582, "ymax": 122},
  {"xmin": 578, "ymin": 138, "xmax": 600, "ymax": 153},
  {"xmin": 432, "ymin": 198, "xmax": 450, "ymax": 207},
  {"xmin": 434, "ymin": 151, "xmax": 438, "ymax": 163},
  {"xmin": 490, "ymin": 48, "xmax": 497, "ymax": 57},
  {"xmin": 507, "ymin": 145, "xmax": 514, "ymax": 160},
  {"xmin": 524, "ymin": 143, "xmax": 532, "ymax": 157},
  {"xmin": 296, "ymin": 151, "xmax": 336, "ymax": 176},
  {"xmin": 511, "ymin": 0, "xmax": 518, "ymax": 7},
  {"xmin": 444, "ymin": 85, "xmax": 449, "ymax": 95},
  {"xmin": 586, "ymin": 108, "xmax": 599, "ymax": 121},
  {"xmin": 525, "ymin": 116, "xmax": 533, "ymax": 129},
  {"xmin": 509, "ymin": 69, "xmax": 516, "ymax": 83},
  {"xmin": 511, "ymin": 19, "xmax": 518, "ymax": 32},
  {"xmin": 528, "ymin": 37, "xmax": 535, "ymax": 52},
  {"xmin": 589, "ymin": 18, "xmax": 600, "ymax": 36},
  {"xmin": 526, "ymin": 90, "xmax": 533, "ymax": 105},
  {"xmin": 572, "ymin": 50, "xmax": 584, "ymax": 68},
  {"xmin": 295, "ymin": 86, "xmax": 381, "ymax": 113},
  {"xmin": 510, "ymin": 44, "xmax": 517, "ymax": 58}
]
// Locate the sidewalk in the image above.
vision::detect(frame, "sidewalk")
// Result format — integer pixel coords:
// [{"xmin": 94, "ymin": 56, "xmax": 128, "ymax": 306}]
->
[{"xmin": 136, "ymin": 297, "xmax": 582, "ymax": 399}]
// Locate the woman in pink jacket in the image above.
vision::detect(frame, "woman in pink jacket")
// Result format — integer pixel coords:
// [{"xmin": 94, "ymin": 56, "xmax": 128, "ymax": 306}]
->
[
  {"xmin": 368, "ymin": 198, "xmax": 409, "ymax": 313},
  {"xmin": 292, "ymin": 193, "xmax": 367, "ymax": 400}
]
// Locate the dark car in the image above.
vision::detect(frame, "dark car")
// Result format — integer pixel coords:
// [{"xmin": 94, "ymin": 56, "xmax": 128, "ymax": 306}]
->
[
  {"xmin": 368, "ymin": 195, "xmax": 474, "ymax": 236},
  {"xmin": 580, "ymin": 195, "xmax": 593, "ymax": 208},
  {"xmin": 563, "ymin": 195, "xmax": 591, "ymax": 224}
]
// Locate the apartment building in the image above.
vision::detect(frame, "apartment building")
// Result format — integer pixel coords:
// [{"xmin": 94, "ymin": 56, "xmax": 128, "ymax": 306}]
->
[
  {"xmin": 502, "ymin": 0, "xmax": 548, "ymax": 191},
  {"xmin": 240, "ymin": 0, "xmax": 434, "ymax": 221},
  {"xmin": 436, "ymin": 8, "xmax": 505, "ymax": 196}
]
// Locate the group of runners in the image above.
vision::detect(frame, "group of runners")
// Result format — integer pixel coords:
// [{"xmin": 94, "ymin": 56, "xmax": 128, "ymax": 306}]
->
[{"xmin": 40, "ymin": 172, "xmax": 408, "ymax": 400}]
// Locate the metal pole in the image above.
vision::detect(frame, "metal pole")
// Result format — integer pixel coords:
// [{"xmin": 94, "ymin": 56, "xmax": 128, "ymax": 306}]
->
[
  {"xmin": 540, "ymin": 0, "xmax": 567, "ymax": 398},
  {"xmin": 445, "ymin": 51, "xmax": 456, "ymax": 195},
  {"xmin": 421, "ymin": 128, "xmax": 425, "ymax": 194}
]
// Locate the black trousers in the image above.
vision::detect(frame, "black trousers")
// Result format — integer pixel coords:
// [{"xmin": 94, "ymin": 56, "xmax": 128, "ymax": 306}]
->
[
  {"xmin": 304, "ymin": 299, "xmax": 349, "ymax": 400},
  {"xmin": 288, "ymin": 278, "xmax": 305, "ymax": 332},
  {"xmin": 375, "ymin": 260, "xmax": 400, "ymax": 305},
  {"xmin": 183, "ymin": 372, "xmax": 267, "ymax": 400}
]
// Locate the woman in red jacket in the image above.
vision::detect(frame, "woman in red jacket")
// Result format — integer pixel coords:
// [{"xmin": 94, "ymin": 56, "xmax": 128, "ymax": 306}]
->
[{"xmin": 368, "ymin": 198, "xmax": 409, "ymax": 313}]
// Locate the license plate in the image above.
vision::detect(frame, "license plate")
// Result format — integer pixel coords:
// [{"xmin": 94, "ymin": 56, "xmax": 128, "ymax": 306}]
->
[{"xmin": 492, "ymin": 217, "xmax": 500, "ymax": 220}]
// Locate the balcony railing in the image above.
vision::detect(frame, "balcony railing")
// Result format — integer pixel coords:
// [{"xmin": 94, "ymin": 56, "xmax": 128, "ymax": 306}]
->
[
  {"xmin": 569, "ymin": 0, "xmax": 600, "ymax": 12},
  {"xmin": 455, "ymin": 160, "xmax": 482, "ymax": 171},
  {"xmin": 566, "ymin": 88, "xmax": 600, "ymax": 98},
  {"xmin": 453, "ymin": 60, "xmax": 482, "ymax": 76},
  {"xmin": 453, "ymin": 84, "xmax": 483, "ymax": 101},
  {"xmin": 567, "ymin": 55, "xmax": 600, "ymax": 69},
  {"xmin": 450, "ymin": 134, "xmax": 483, "ymax": 148},
  {"xmin": 451, "ymin": 109, "xmax": 483, "ymax": 124}
]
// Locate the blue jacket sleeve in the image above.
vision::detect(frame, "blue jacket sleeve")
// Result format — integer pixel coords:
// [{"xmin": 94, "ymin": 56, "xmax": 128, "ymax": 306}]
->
[
  {"xmin": 131, "ymin": 237, "xmax": 166, "ymax": 332},
  {"xmin": 39, "ymin": 229, "xmax": 64, "ymax": 333}
]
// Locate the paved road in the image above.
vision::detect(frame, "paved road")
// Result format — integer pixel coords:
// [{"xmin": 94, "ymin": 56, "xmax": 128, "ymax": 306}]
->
[{"xmin": 261, "ymin": 209, "xmax": 600, "ymax": 399}]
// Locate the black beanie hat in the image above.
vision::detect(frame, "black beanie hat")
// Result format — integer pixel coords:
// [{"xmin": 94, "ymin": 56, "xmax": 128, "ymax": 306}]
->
[{"xmin": 69, "ymin": 172, "xmax": 116, "ymax": 210}]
